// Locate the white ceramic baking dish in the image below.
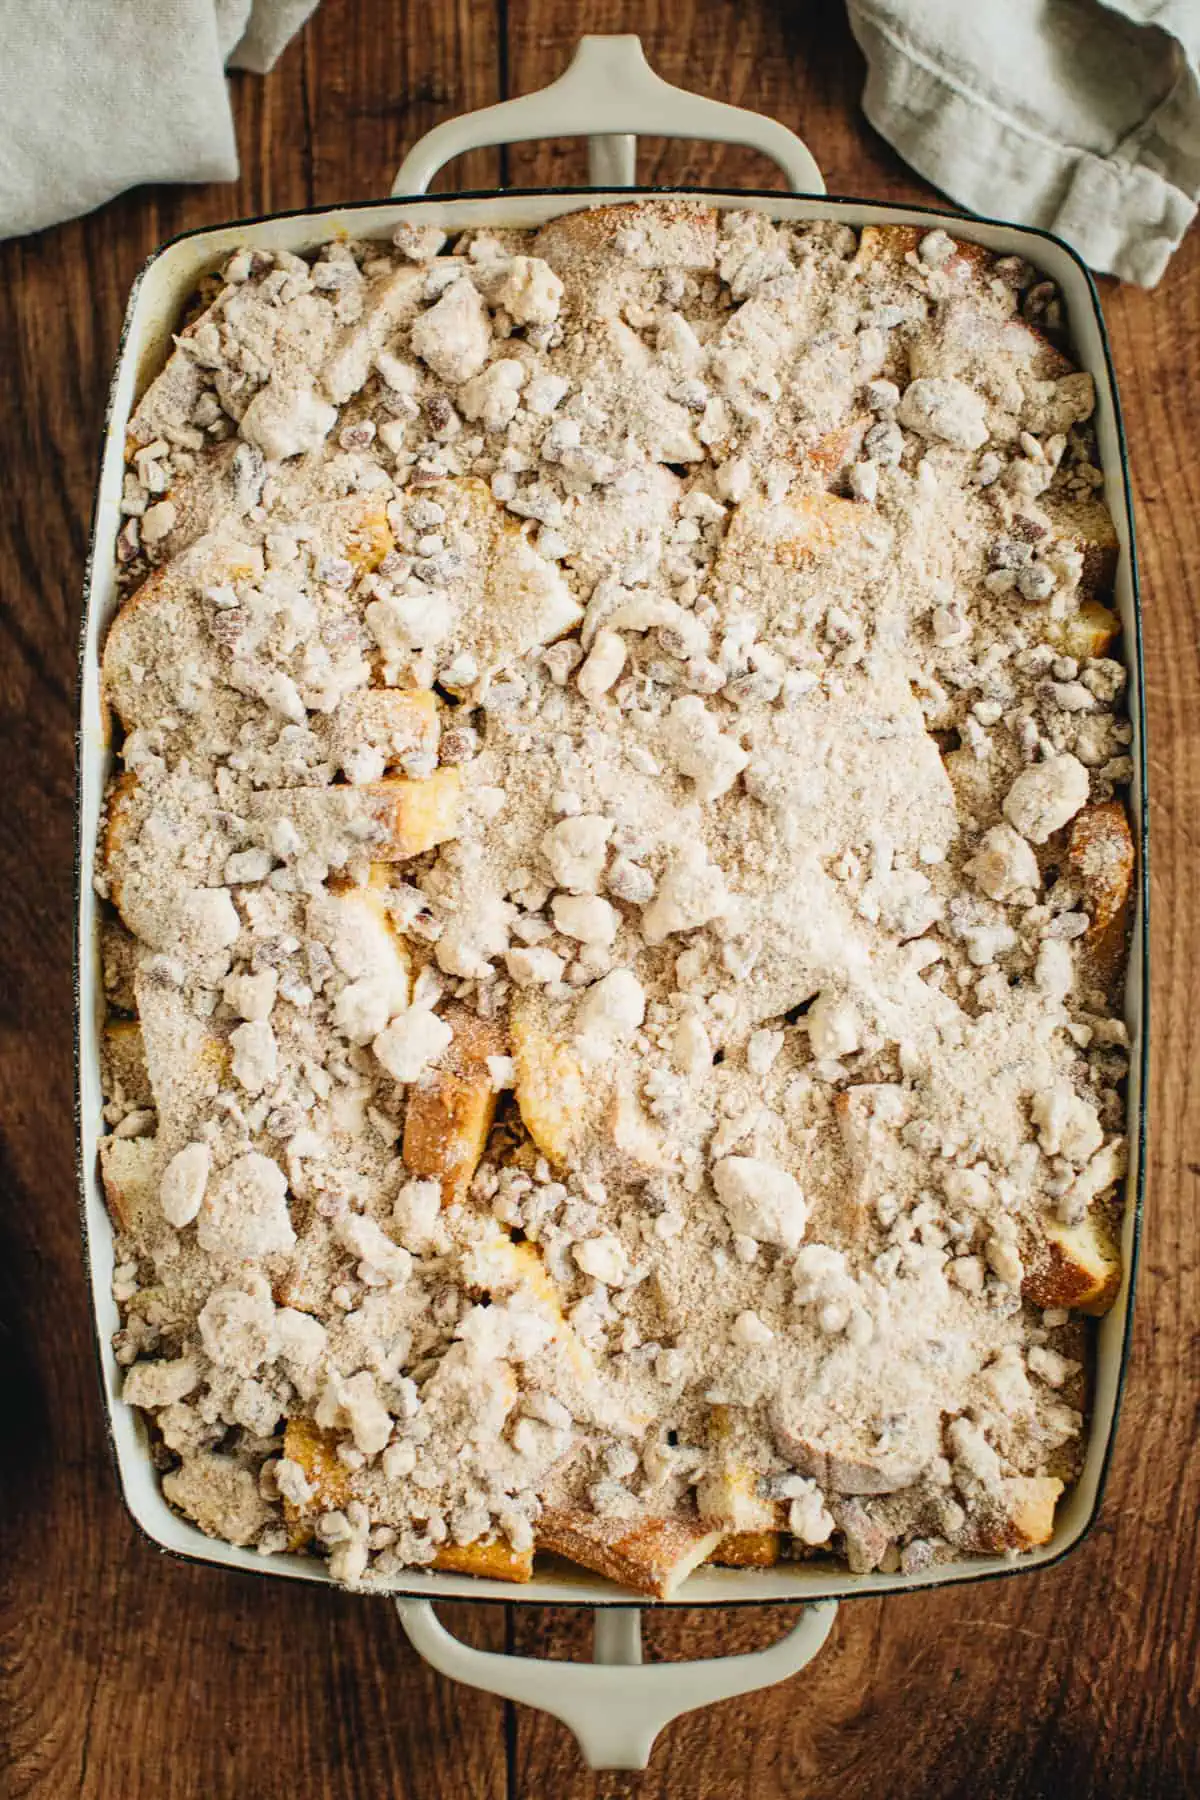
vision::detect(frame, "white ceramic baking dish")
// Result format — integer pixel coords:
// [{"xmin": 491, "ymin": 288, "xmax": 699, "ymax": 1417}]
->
[{"xmin": 74, "ymin": 36, "xmax": 1148, "ymax": 1770}]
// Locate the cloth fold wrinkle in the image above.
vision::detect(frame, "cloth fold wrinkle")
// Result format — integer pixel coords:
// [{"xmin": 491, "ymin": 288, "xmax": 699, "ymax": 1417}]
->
[
  {"xmin": 0, "ymin": 0, "xmax": 319, "ymax": 241},
  {"xmin": 848, "ymin": 0, "xmax": 1200, "ymax": 286}
]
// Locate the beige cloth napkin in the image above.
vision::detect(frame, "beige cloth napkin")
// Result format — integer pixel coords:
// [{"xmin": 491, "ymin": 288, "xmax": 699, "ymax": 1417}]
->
[
  {"xmin": 0, "ymin": 0, "xmax": 319, "ymax": 239},
  {"xmin": 848, "ymin": 0, "xmax": 1200, "ymax": 287}
]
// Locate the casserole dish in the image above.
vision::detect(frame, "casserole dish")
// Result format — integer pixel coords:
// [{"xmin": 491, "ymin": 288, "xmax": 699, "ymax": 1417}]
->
[{"xmin": 75, "ymin": 35, "xmax": 1147, "ymax": 1769}]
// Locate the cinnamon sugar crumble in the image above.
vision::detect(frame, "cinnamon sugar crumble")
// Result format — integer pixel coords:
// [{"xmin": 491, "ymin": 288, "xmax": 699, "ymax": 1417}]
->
[{"xmin": 97, "ymin": 203, "xmax": 1132, "ymax": 1588}]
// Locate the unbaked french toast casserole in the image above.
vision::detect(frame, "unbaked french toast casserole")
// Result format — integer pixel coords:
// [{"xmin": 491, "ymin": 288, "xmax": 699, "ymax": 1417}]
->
[{"xmin": 95, "ymin": 202, "xmax": 1134, "ymax": 1595}]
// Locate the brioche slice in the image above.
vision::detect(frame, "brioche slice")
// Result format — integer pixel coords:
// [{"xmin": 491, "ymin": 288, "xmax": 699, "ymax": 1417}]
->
[
  {"xmin": 696, "ymin": 1461, "xmax": 777, "ymax": 1533},
  {"xmin": 315, "ymin": 881, "xmax": 412, "ymax": 1001},
  {"xmin": 101, "ymin": 917, "xmax": 140, "ymax": 1014},
  {"xmin": 128, "ymin": 314, "xmax": 212, "ymax": 449},
  {"xmin": 321, "ymin": 265, "xmax": 427, "ymax": 405},
  {"xmin": 357, "ymin": 769, "xmax": 463, "ymax": 859},
  {"xmin": 102, "ymin": 536, "xmax": 263, "ymax": 731},
  {"xmin": 1041, "ymin": 491, "xmax": 1119, "ymax": 603},
  {"xmin": 698, "ymin": 1404, "xmax": 779, "ymax": 1533},
  {"xmin": 478, "ymin": 524, "xmax": 584, "ymax": 677},
  {"xmin": 857, "ymin": 226, "xmax": 1074, "ymax": 387},
  {"xmin": 854, "ymin": 223, "xmax": 990, "ymax": 288},
  {"xmin": 536, "ymin": 1508, "xmax": 724, "ymax": 1599},
  {"xmin": 560, "ymin": 465, "xmax": 681, "ymax": 588},
  {"xmin": 318, "ymin": 496, "xmax": 393, "ymax": 573},
  {"xmin": 534, "ymin": 199, "xmax": 719, "ymax": 274},
  {"xmin": 104, "ymin": 502, "xmax": 388, "ymax": 733},
  {"xmin": 99, "ymin": 774, "xmax": 143, "ymax": 918},
  {"xmin": 464, "ymin": 1230, "xmax": 598, "ymax": 1389},
  {"xmin": 717, "ymin": 489, "xmax": 867, "ymax": 578},
  {"xmin": 138, "ymin": 435, "xmax": 392, "ymax": 570},
  {"xmin": 283, "ymin": 1416, "xmax": 350, "ymax": 1506},
  {"xmin": 606, "ymin": 1079, "xmax": 668, "ymax": 1179},
  {"xmin": 282, "ymin": 1414, "xmax": 532, "ymax": 1577},
  {"xmin": 804, "ymin": 413, "xmax": 871, "ymax": 483},
  {"xmin": 831, "ymin": 1084, "xmax": 911, "ymax": 1242},
  {"xmin": 162, "ymin": 1452, "xmax": 273, "ymax": 1547},
  {"xmin": 776, "ymin": 1434, "xmax": 926, "ymax": 1498},
  {"xmin": 140, "ymin": 437, "xmax": 266, "ymax": 564},
  {"xmin": 379, "ymin": 480, "xmax": 582, "ymax": 687}
]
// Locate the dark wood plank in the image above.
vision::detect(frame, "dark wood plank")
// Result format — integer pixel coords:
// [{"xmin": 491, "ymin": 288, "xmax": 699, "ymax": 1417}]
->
[
  {"xmin": 0, "ymin": 5, "xmax": 506, "ymax": 1799},
  {"xmin": 305, "ymin": 0, "xmax": 503, "ymax": 199}
]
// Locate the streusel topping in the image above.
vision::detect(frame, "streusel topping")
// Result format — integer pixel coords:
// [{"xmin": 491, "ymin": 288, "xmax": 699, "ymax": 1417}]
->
[{"xmin": 98, "ymin": 204, "xmax": 1131, "ymax": 1586}]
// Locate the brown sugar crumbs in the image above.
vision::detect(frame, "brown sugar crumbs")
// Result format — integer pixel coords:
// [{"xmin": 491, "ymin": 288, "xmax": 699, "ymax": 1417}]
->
[{"xmin": 95, "ymin": 203, "xmax": 1133, "ymax": 1595}]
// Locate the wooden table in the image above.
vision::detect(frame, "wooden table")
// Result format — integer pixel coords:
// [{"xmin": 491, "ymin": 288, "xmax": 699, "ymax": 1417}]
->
[{"xmin": 2, "ymin": 2, "xmax": 1196, "ymax": 1794}]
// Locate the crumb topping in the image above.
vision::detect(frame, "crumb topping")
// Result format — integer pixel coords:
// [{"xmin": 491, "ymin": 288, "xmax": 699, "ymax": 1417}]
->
[{"xmin": 97, "ymin": 204, "xmax": 1132, "ymax": 1588}]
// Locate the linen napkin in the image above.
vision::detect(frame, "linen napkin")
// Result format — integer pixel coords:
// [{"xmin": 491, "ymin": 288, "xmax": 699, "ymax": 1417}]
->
[
  {"xmin": 0, "ymin": 0, "xmax": 319, "ymax": 240},
  {"xmin": 847, "ymin": 0, "xmax": 1200, "ymax": 287}
]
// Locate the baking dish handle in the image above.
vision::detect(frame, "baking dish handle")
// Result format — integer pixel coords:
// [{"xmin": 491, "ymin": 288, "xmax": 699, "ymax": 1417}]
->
[
  {"xmin": 391, "ymin": 34, "xmax": 825, "ymax": 197},
  {"xmin": 396, "ymin": 1596, "xmax": 838, "ymax": 1770}
]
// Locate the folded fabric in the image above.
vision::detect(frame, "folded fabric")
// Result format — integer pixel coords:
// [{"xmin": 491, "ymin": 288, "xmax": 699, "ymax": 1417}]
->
[
  {"xmin": 848, "ymin": 0, "xmax": 1200, "ymax": 286},
  {"xmin": 0, "ymin": 0, "xmax": 319, "ymax": 240}
]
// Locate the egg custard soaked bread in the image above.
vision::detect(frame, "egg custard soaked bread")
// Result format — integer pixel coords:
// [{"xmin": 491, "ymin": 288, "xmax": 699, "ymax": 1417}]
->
[{"xmin": 96, "ymin": 203, "xmax": 1134, "ymax": 1596}]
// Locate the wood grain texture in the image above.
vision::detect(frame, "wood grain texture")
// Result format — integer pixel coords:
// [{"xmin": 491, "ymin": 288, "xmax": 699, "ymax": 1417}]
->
[{"xmin": 1, "ymin": 0, "xmax": 1197, "ymax": 1795}]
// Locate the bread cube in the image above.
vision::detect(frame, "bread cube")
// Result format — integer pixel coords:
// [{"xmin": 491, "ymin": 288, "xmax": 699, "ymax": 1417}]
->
[
  {"xmin": 321, "ymin": 496, "xmax": 394, "ymax": 572},
  {"xmin": 696, "ymin": 1461, "xmax": 777, "ymax": 1533},
  {"xmin": 534, "ymin": 200, "xmax": 720, "ymax": 273},
  {"xmin": 966, "ymin": 1475, "xmax": 1063, "ymax": 1553},
  {"xmin": 99, "ymin": 773, "xmax": 142, "ymax": 916},
  {"xmin": 402, "ymin": 1007, "xmax": 506, "ymax": 1203},
  {"xmin": 1064, "ymin": 800, "xmax": 1135, "ymax": 991},
  {"xmin": 133, "ymin": 969, "xmax": 229, "ymax": 1139},
  {"xmin": 101, "ymin": 918, "xmax": 140, "ymax": 1014},
  {"xmin": 855, "ymin": 223, "xmax": 982, "ymax": 278},
  {"xmin": 536, "ymin": 1508, "xmax": 724, "ymax": 1599},
  {"xmin": 1042, "ymin": 492, "xmax": 1119, "ymax": 602},
  {"xmin": 361, "ymin": 768, "xmax": 462, "ymax": 860},
  {"xmin": 250, "ymin": 767, "xmax": 461, "ymax": 867},
  {"xmin": 1023, "ymin": 1211, "xmax": 1122, "ymax": 1315},
  {"xmin": 432, "ymin": 1540, "xmax": 534, "ymax": 1582},
  {"xmin": 162, "ymin": 1452, "xmax": 273, "ymax": 1547},
  {"xmin": 708, "ymin": 1531, "xmax": 782, "ymax": 1568},
  {"xmin": 325, "ymin": 688, "xmax": 439, "ymax": 782},
  {"xmin": 804, "ymin": 414, "xmax": 870, "ymax": 482},
  {"xmin": 98, "ymin": 1134, "xmax": 161, "ymax": 1234},
  {"xmin": 717, "ymin": 489, "xmax": 867, "ymax": 581},
  {"xmin": 510, "ymin": 1000, "xmax": 596, "ymax": 1165},
  {"xmin": 1051, "ymin": 599, "xmax": 1120, "ymax": 661},
  {"xmin": 281, "ymin": 1415, "xmax": 351, "ymax": 1550},
  {"xmin": 102, "ymin": 1018, "xmax": 152, "ymax": 1110}
]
